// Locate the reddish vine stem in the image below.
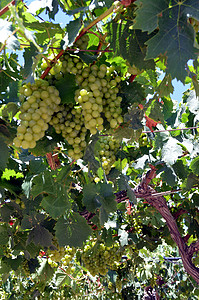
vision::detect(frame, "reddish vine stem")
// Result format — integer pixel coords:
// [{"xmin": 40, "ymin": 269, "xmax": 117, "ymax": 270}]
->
[
  {"xmin": 143, "ymin": 126, "xmax": 199, "ymax": 134},
  {"xmin": 0, "ymin": 0, "xmax": 15, "ymax": 17},
  {"xmin": 134, "ymin": 167, "xmax": 199, "ymax": 285}
]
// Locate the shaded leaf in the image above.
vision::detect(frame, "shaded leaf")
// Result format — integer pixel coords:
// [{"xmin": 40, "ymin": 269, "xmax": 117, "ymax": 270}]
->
[
  {"xmin": 0, "ymin": 138, "xmax": 9, "ymax": 170},
  {"xmin": 54, "ymin": 73, "xmax": 77, "ymax": 104},
  {"xmin": 55, "ymin": 213, "xmax": 92, "ymax": 247},
  {"xmin": 41, "ymin": 189, "xmax": 71, "ymax": 218},
  {"xmin": 27, "ymin": 225, "xmax": 53, "ymax": 247}
]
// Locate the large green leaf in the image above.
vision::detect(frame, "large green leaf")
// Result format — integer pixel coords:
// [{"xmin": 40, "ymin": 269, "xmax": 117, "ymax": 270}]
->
[
  {"xmin": 134, "ymin": 0, "xmax": 169, "ymax": 34},
  {"xmin": 41, "ymin": 188, "xmax": 71, "ymax": 218},
  {"xmin": 134, "ymin": 0, "xmax": 199, "ymax": 82},
  {"xmin": 55, "ymin": 213, "xmax": 92, "ymax": 247},
  {"xmin": 31, "ymin": 172, "xmax": 54, "ymax": 198},
  {"xmin": 107, "ymin": 20, "xmax": 155, "ymax": 70},
  {"xmin": 27, "ymin": 225, "xmax": 53, "ymax": 247},
  {"xmin": 83, "ymin": 182, "xmax": 117, "ymax": 224}
]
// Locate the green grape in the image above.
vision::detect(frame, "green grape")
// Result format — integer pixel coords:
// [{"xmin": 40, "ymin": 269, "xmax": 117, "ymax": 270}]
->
[
  {"xmin": 73, "ymin": 34, "xmax": 89, "ymax": 50},
  {"xmin": 50, "ymin": 103, "xmax": 88, "ymax": 160},
  {"xmin": 97, "ymin": 136, "xmax": 120, "ymax": 174},
  {"xmin": 14, "ymin": 80, "xmax": 61, "ymax": 149},
  {"xmin": 81, "ymin": 240, "xmax": 124, "ymax": 276}
]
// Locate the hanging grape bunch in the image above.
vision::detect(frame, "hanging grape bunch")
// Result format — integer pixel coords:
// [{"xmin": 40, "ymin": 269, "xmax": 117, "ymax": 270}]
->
[
  {"xmin": 73, "ymin": 34, "xmax": 89, "ymax": 50},
  {"xmin": 97, "ymin": 135, "xmax": 120, "ymax": 174},
  {"xmin": 13, "ymin": 80, "xmax": 61, "ymax": 149},
  {"xmin": 49, "ymin": 103, "xmax": 87, "ymax": 160},
  {"xmin": 81, "ymin": 241, "xmax": 124, "ymax": 276}
]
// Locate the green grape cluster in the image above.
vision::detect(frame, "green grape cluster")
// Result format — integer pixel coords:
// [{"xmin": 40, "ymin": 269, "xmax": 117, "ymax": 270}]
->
[
  {"xmin": 75, "ymin": 63, "xmax": 123, "ymax": 134},
  {"xmin": 73, "ymin": 34, "xmax": 89, "ymax": 50},
  {"xmin": 61, "ymin": 246, "xmax": 76, "ymax": 274},
  {"xmin": 98, "ymin": 135, "xmax": 120, "ymax": 174},
  {"xmin": 13, "ymin": 80, "xmax": 61, "ymax": 149},
  {"xmin": 49, "ymin": 103, "xmax": 87, "ymax": 160},
  {"xmin": 81, "ymin": 241, "xmax": 124, "ymax": 276},
  {"xmin": 60, "ymin": 53, "xmax": 85, "ymax": 76},
  {"xmin": 138, "ymin": 133, "xmax": 148, "ymax": 147},
  {"xmin": 131, "ymin": 215, "xmax": 142, "ymax": 235},
  {"xmin": 47, "ymin": 243, "xmax": 65, "ymax": 268}
]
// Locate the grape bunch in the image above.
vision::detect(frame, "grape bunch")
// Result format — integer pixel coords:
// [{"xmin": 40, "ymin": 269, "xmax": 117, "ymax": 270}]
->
[
  {"xmin": 73, "ymin": 34, "xmax": 89, "ymax": 50},
  {"xmin": 47, "ymin": 243, "xmax": 65, "ymax": 268},
  {"xmin": 61, "ymin": 246, "xmax": 76, "ymax": 273},
  {"xmin": 97, "ymin": 135, "xmax": 120, "ymax": 174},
  {"xmin": 75, "ymin": 63, "xmax": 123, "ymax": 133},
  {"xmin": 81, "ymin": 241, "xmax": 124, "ymax": 276},
  {"xmin": 13, "ymin": 80, "xmax": 61, "ymax": 149},
  {"xmin": 49, "ymin": 103, "xmax": 87, "ymax": 160}
]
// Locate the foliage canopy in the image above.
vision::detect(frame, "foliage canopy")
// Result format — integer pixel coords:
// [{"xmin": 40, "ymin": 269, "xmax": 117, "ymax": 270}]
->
[{"xmin": 1, "ymin": 0, "xmax": 199, "ymax": 298}]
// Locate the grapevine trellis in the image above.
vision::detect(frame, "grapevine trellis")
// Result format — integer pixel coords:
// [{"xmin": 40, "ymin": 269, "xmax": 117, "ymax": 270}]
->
[{"xmin": 1, "ymin": 0, "xmax": 199, "ymax": 299}]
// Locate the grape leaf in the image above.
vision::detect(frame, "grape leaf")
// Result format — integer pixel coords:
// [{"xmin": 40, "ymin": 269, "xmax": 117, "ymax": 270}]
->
[
  {"xmin": 82, "ymin": 183, "xmax": 101, "ymax": 212},
  {"xmin": 27, "ymin": 225, "xmax": 53, "ymax": 247},
  {"xmin": 0, "ymin": 19, "xmax": 20, "ymax": 50},
  {"xmin": 0, "ymin": 138, "xmax": 9, "ymax": 170},
  {"xmin": 119, "ymin": 81, "xmax": 146, "ymax": 111},
  {"xmin": 190, "ymin": 156, "xmax": 199, "ymax": 176},
  {"xmin": 21, "ymin": 43, "xmax": 38, "ymax": 79},
  {"xmin": 65, "ymin": 17, "xmax": 82, "ymax": 46},
  {"xmin": 83, "ymin": 182, "xmax": 116, "ymax": 224},
  {"xmin": 107, "ymin": 20, "xmax": 155, "ymax": 70},
  {"xmin": 124, "ymin": 108, "xmax": 144, "ymax": 130},
  {"xmin": 161, "ymin": 166, "xmax": 176, "ymax": 187},
  {"xmin": 157, "ymin": 74, "xmax": 174, "ymax": 98},
  {"xmin": 31, "ymin": 172, "xmax": 54, "ymax": 198},
  {"xmin": 0, "ymin": 224, "xmax": 9, "ymax": 245},
  {"xmin": 27, "ymin": 0, "xmax": 53, "ymax": 15},
  {"xmin": 134, "ymin": 0, "xmax": 168, "ymax": 34},
  {"xmin": 55, "ymin": 213, "xmax": 92, "ymax": 247},
  {"xmin": 41, "ymin": 188, "xmax": 71, "ymax": 218},
  {"xmin": 135, "ymin": 0, "xmax": 199, "ymax": 82},
  {"xmin": 54, "ymin": 73, "xmax": 77, "ymax": 104},
  {"xmin": 161, "ymin": 137, "xmax": 183, "ymax": 165}
]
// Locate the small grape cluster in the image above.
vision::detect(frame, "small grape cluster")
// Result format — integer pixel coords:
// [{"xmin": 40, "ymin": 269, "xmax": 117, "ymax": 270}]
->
[
  {"xmin": 49, "ymin": 103, "xmax": 87, "ymax": 160},
  {"xmin": 61, "ymin": 246, "xmax": 76, "ymax": 274},
  {"xmin": 131, "ymin": 215, "xmax": 142, "ymax": 235},
  {"xmin": 98, "ymin": 135, "xmax": 120, "ymax": 174},
  {"xmin": 13, "ymin": 80, "xmax": 61, "ymax": 149},
  {"xmin": 47, "ymin": 244, "xmax": 65, "ymax": 268},
  {"xmin": 138, "ymin": 133, "xmax": 148, "ymax": 147},
  {"xmin": 73, "ymin": 34, "xmax": 89, "ymax": 50},
  {"xmin": 81, "ymin": 241, "xmax": 124, "ymax": 276}
]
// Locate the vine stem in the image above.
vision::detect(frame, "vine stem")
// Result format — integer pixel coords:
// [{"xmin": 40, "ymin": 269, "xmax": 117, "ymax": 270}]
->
[
  {"xmin": 133, "ymin": 167, "xmax": 199, "ymax": 285},
  {"xmin": 0, "ymin": 0, "xmax": 15, "ymax": 17},
  {"xmin": 143, "ymin": 126, "xmax": 199, "ymax": 133},
  {"xmin": 40, "ymin": 4, "xmax": 116, "ymax": 79}
]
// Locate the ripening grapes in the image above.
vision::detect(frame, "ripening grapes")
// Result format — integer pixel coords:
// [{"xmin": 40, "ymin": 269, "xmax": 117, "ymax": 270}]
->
[
  {"xmin": 98, "ymin": 135, "xmax": 120, "ymax": 174},
  {"xmin": 13, "ymin": 80, "xmax": 61, "ymax": 149},
  {"xmin": 73, "ymin": 34, "xmax": 89, "ymax": 50},
  {"xmin": 49, "ymin": 103, "xmax": 88, "ymax": 160},
  {"xmin": 81, "ymin": 241, "xmax": 124, "ymax": 276}
]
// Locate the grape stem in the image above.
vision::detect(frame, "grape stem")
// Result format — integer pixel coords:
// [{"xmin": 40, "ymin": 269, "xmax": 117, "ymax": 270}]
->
[{"xmin": 0, "ymin": 0, "xmax": 15, "ymax": 17}]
